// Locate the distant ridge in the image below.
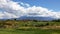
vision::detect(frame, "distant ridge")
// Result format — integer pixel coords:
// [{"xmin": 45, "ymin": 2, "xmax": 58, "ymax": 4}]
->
[
  {"xmin": 0, "ymin": 16, "xmax": 57, "ymax": 21},
  {"xmin": 16, "ymin": 16, "xmax": 56, "ymax": 21}
]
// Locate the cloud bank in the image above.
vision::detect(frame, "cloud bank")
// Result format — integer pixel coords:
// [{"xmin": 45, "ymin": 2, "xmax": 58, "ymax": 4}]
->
[{"xmin": 0, "ymin": 0, "xmax": 60, "ymax": 19}]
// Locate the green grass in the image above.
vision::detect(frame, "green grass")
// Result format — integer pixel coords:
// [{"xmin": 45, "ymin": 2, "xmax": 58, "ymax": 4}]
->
[{"xmin": 0, "ymin": 28, "xmax": 60, "ymax": 34}]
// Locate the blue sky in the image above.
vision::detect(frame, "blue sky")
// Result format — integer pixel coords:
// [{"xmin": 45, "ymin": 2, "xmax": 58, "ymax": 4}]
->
[{"xmin": 13, "ymin": 0, "xmax": 60, "ymax": 11}]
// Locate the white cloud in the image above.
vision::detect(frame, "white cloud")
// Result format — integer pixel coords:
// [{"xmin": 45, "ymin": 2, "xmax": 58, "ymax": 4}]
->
[
  {"xmin": 0, "ymin": 0, "xmax": 60, "ymax": 19},
  {"xmin": 0, "ymin": 0, "xmax": 25, "ymax": 19},
  {"xmin": 20, "ymin": 2, "xmax": 30, "ymax": 7},
  {"xmin": 0, "ymin": 11, "xmax": 18, "ymax": 19},
  {"xmin": 25, "ymin": 3, "xmax": 30, "ymax": 7},
  {"xmin": 24, "ymin": 6, "xmax": 60, "ymax": 19}
]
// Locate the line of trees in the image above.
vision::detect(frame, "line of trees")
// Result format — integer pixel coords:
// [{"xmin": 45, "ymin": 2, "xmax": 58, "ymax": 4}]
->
[
  {"xmin": 0, "ymin": 19, "xmax": 60, "ymax": 28},
  {"xmin": 52, "ymin": 19, "xmax": 60, "ymax": 22}
]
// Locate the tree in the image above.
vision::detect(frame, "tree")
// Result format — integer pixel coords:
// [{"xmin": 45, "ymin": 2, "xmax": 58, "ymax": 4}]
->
[{"xmin": 52, "ymin": 19, "xmax": 60, "ymax": 22}]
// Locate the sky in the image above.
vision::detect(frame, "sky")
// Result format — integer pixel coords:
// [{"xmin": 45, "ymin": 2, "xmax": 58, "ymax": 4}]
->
[
  {"xmin": 13, "ymin": 0, "xmax": 60, "ymax": 11},
  {"xmin": 0, "ymin": 0, "xmax": 60, "ymax": 19}
]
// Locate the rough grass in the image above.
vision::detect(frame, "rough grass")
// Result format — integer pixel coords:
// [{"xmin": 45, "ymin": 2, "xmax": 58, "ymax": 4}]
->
[
  {"xmin": 0, "ymin": 28, "xmax": 60, "ymax": 34},
  {"xmin": 0, "ymin": 20, "xmax": 60, "ymax": 34}
]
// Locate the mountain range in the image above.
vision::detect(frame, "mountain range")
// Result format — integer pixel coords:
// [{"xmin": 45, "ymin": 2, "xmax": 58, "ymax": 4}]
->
[
  {"xmin": 0, "ymin": 15, "xmax": 57, "ymax": 21},
  {"xmin": 16, "ymin": 16, "xmax": 56, "ymax": 21}
]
